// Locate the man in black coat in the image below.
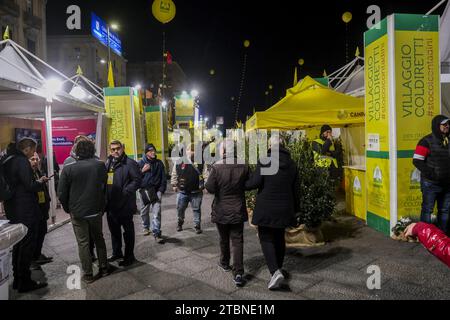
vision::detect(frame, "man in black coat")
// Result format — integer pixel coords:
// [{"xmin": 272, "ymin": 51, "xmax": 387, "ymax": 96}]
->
[
  {"xmin": 3, "ymin": 138, "xmax": 48, "ymax": 293},
  {"xmin": 105, "ymin": 140, "xmax": 142, "ymax": 267},
  {"xmin": 246, "ymin": 140, "xmax": 299, "ymax": 290}
]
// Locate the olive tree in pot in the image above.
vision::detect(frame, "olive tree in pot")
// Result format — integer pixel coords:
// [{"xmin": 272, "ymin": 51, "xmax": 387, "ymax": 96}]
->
[{"xmin": 285, "ymin": 136, "xmax": 336, "ymax": 247}]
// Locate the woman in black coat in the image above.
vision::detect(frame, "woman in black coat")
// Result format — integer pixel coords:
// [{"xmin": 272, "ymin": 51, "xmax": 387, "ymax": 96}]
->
[{"xmin": 246, "ymin": 142, "xmax": 299, "ymax": 290}]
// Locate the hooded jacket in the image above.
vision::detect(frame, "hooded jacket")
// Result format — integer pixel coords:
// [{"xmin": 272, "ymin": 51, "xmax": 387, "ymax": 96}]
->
[
  {"xmin": 138, "ymin": 155, "xmax": 167, "ymax": 194},
  {"xmin": 245, "ymin": 146, "xmax": 300, "ymax": 228},
  {"xmin": 413, "ymin": 115, "xmax": 450, "ymax": 185}
]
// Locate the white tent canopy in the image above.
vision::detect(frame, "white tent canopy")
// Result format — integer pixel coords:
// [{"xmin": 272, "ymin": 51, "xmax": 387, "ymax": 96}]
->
[{"xmin": 0, "ymin": 39, "xmax": 106, "ymax": 224}]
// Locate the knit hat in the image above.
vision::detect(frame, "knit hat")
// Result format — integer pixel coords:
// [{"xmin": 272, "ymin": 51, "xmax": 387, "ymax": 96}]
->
[
  {"xmin": 145, "ymin": 144, "xmax": 157, "ymax": 154},
  {"xmin": 320, "ymin": 125, "xmax": 332, "ymax": 136}
]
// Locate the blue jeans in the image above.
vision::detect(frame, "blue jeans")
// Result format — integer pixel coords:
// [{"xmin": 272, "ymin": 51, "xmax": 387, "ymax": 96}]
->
[
  {"xmin": 140, "ymin": 192, "xmax": 162, "ymax": 236},
  {"xmin": 421, "ymin": 180, "xmax": 450, "ymax": 234},
  {"xmin": 177, "ymin": 192, "xmax": 203, "ymax": 226}
]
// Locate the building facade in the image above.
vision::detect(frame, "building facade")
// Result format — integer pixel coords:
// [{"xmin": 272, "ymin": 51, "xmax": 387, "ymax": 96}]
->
[
  {"xmin": 0, "ymin": 0, "xmax": 47, "ymax": 58},
  {"xmin": 127, "ymin": 61, "xmax": 188, "ymax": 97},
  {"xmin": 47, "ymin": 35, "xmax": 127, "ymax": 87}
]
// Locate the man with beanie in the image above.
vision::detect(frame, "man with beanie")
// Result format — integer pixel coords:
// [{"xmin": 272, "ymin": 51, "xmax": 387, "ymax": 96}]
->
[
  {"xmin": 171, "ymin": 144, "xmax": 206, "ymax": 234},
  {"xmin": 312, "ymin": 125, "xmax": 340, "ymax": 180},
  {"xmin": 413, "ymin": 115, "xmax": 450, "ymax": 234},
  {"xmin": 138, "ymin": 144, "xmax": 167, "ymax": 243}
]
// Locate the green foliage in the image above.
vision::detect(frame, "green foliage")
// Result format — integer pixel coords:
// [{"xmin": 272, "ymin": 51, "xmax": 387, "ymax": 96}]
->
[{"xmin": 287, "ymin": 137, "xmax": 336, "ymax": 229}]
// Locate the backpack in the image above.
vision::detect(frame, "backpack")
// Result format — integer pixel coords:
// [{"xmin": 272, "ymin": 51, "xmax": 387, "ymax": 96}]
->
[{"xmin": 0, "ymin": 155, "xmax": 15, "ymax": 202}]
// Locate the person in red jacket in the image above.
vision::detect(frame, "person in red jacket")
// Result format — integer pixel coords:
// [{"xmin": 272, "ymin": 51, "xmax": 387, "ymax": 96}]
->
[{"xmin": 404, "ymin": 222, "xmax": 450, "ymax": 268}]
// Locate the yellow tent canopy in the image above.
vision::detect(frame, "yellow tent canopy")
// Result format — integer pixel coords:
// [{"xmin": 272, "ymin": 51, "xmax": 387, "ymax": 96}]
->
[{"xmin": 246, "ymin": 76, "xmax": 365, "ymax": 131}]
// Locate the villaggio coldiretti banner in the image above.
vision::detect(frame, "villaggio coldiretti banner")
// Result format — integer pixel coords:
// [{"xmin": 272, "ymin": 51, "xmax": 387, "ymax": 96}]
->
[
  {"xmin": 394, "ymin": 14, "xmax": 441, "ymax": 221},
  {"xmin": 365, "ymin": 18, "xmax": 391, "ymax": 235},
  {"xmin": 175, "ymin": 94, "xmax": 195, "ymax": 126},
  {"xmin": 145, "ymin": 106, "xmax": 168, "ymax": 166},
  {"xmin": 104, "ymin": 87, "xmax": 144, "ymax": 160},
  {"xmin": 364, "ymin": 14, "xmax": 441, "ymax": 236}
]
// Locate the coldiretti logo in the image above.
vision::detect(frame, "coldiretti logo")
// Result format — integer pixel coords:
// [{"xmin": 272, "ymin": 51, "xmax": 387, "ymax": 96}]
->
[
  {"xmin": 410, "ymin": 169, "xmax": 421, "ymax": 189},
  {"xmin": 373, "ymin": 166, "xmax": 383, "ymax": 187},
  {"xmin": 160, "ymin": 0, "xmax": 171, "ymax": 12},
  {"xmin": 353, "ymin": 176, "xmax": 362, "ymax": 196}
]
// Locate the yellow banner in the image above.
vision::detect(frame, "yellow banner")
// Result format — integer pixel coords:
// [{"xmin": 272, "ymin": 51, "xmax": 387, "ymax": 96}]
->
[
  {"xmin": 175, "ymin": 95, "xmax": 195, "ymax": 118},
  {"xmin": 105, "ymin": 93, "xmax": 134, "ymax": 155},
  {"xmin": 365, "ymin": 34, "xmax": 390, "ymax": 153},
  {"xmin": 133, "ymin": 93, "xmax": 144, "ymax": 157},
  {"xmin": 145, "ymin": 107, "xmax": 163, "ymax": 156},
  {"xmin": 395, "ymin": 27, "xmax": 440, "ymax": 221}
]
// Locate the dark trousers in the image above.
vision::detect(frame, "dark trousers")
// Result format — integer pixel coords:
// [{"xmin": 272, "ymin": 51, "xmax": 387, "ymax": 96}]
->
[
  {"xmin": 216, "ymin": 223, "xmax": 244, "ymax": 276},
  {"xmin": 12, "ymin": 221, "xmax": 38, "ymax": 284},
  {"xmin": 71, "ymin": 215, "xmax": 108, "ymax": 275},
  {"xmin": 421, "ymin": 180, "xmax": 450, "ymax": 234},
  {"xmin": 258, "ymin": 226, "xmax": 286, "ymax": 275},
  {"xmin": 107, "ymin": 213, "xmax": 135, "ymax": 260},
  {"xmin": 33, "ymin": 218, "xmax": 48, "ymax": 261}
]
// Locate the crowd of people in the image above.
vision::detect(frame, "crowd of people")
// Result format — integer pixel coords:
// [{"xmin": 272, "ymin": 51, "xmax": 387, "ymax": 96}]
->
[
  {"xmin": 1, "ymin": 114, "xmax": 450, "ymax": 295},
  {"xmin": 0, "ymin": 134, "xmax": 301, "ymax": 293}
]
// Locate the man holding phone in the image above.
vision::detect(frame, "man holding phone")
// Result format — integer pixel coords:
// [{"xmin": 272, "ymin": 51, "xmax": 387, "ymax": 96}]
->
[{"xmin": 29, "ymin": 152, "xmax": 53, "ymax": 270}]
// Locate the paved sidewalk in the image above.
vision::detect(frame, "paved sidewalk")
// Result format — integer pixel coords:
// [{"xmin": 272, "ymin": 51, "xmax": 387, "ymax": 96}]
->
[{"xmin": 9, "ymin": 190, "xmax": 450, "ymax": 300}]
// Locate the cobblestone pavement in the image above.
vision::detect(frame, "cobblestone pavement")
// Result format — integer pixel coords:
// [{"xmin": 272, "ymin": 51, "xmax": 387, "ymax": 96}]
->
[{"xmin": 9, "ymin": 191, "xmax": 450, "ymax": 300}]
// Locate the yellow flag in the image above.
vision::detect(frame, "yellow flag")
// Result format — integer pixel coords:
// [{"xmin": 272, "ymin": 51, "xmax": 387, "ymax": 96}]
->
[
  {"xmin": 3, "ymin": 26, "xmax": 10, "ymax": 40},
  {"xmin": 323, "ymin": 70, "xmax": 328, "ymax": 77},
  {"xmin": 355, "ymin": 46, "xmax": 360, "ymax": 57},
  {"xmin": 293, "ymin": 67, "xmax": 298, "ymax": 87},
  {"xmin": 107, "ymin": 62, "xmax": 115, "ymax": 88},
  {"xmin": 76, "ymin": 65, "xmax": 83, "ymax": 75}
]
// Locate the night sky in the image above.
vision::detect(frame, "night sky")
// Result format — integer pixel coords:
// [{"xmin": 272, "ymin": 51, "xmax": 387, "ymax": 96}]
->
[{"xmin": 46, "ymin": 0, "xmax": 445, "ymax": 128}]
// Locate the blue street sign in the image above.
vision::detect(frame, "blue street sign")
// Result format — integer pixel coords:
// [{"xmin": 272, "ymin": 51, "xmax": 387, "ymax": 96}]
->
[{"xmin": 91, "ymin": 12, "xmax": 122, "ymax": 57}]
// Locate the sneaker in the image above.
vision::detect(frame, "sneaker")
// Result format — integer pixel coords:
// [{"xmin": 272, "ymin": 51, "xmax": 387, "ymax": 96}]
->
[
  {"xmin": 177, "ymin": 224, "xmax": 183, "ymax": 232},
  {"xmin": 218, "ymin": 263, "xmax": 232, "ymax": 273},
  {"xmin": 268, "ymin": 270, "xmax": 285, "ymax": 290},
  {"xmin": 233, "ymin": 274, "xmax": 245, "ymax": 287},
  {"xmin": 194, "ymin": 225, "xmax": 203, "ymax": 234},
  {"xmin": 154, "ymin": 234, "xmax": 165, "ymax": 244},
  {"xmin": 107, "ymin": 255, "xmax": 124, "ymax": 262},
  {"xmin": 18, "ymin": 280, "xmax": 48, "ymax": 293},
  {"xmin": 119, "ymin": 257, "xmax": 136, "ymax": 267},
  {"xmin": 99, "ymin": 265, "xmax": 113, "ymax": 277},
  {"xmin": 142, "ymin": 228, "xmax": 151, "ymax": 236},
  {"xmin": 82, "ymin": 274, "xmax": 96, "ymax": 284},
  {"xmin": 30, "ymin": 261, "xmax": 42, "ymax": 271},
  {"xmin": 35, "ymin": 254, "xmax": 53, "ymax": 265}
]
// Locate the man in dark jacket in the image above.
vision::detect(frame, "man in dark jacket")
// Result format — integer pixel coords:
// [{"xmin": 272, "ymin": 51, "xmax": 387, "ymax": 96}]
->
[
  {"xmin": 205, "ymin": 143, "xmax": 250, "ymax": 287},
  {"xmin": 413, "ymin": 115, "xmax": 450, "ymax": 234},
  {"xmin": 3, "ymin": 138, "xmax": 48, "ymax": 293},
  {"xmin": 246, "ymin": 141, "xmax": 299, "ymax": 290},
  {"xmin": 105, "ymin": 140, "xmax": 142, "ymax": 267},
  {"xmin": 171, "ymin": 145, "xmax": 207, "ymax": 234},
  {"xmin": 29, "ymin": 152, "xmax": 53, "ymax": 270},
  {"xmin": 58, "ymin": 140, "xmax": 110, "ymax": 283},
  {"xmin": 138, "ymin": 144, "xmax": 167, "ymax": 243},
  {"xmin": 63, "ymin": 135, "xmax": 97, "ymax": 261}
]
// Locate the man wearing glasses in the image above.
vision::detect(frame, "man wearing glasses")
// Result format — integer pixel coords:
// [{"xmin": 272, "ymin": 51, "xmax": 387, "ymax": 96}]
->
[
  {"xmin": 105, "ymin": 140, "xmax": 142, "ymax": 267},
  {"xmin": 413, "ymin": 115, "xmax": 450, "ymax": 234}
]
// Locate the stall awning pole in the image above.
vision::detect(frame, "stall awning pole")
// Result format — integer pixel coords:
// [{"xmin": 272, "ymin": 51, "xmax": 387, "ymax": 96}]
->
[
  {"xmin": 45, "ymin": 99, "xmax": 57, "ymax": 224},
  {"xmin": 95, "ymin": 112, "xmax": 103, "ymax": 157}
]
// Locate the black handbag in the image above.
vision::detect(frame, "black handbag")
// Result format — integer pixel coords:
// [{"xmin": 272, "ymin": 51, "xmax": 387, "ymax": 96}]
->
[{"xmin": 139, "ymin": 186, "xmax": 159, "ymax": 206}]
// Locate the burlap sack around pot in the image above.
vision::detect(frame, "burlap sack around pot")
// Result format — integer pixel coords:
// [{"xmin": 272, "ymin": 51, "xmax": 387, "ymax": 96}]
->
[{"xmin": 285, "ymin": 224, "xmax": 325, "ymax": 248}]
